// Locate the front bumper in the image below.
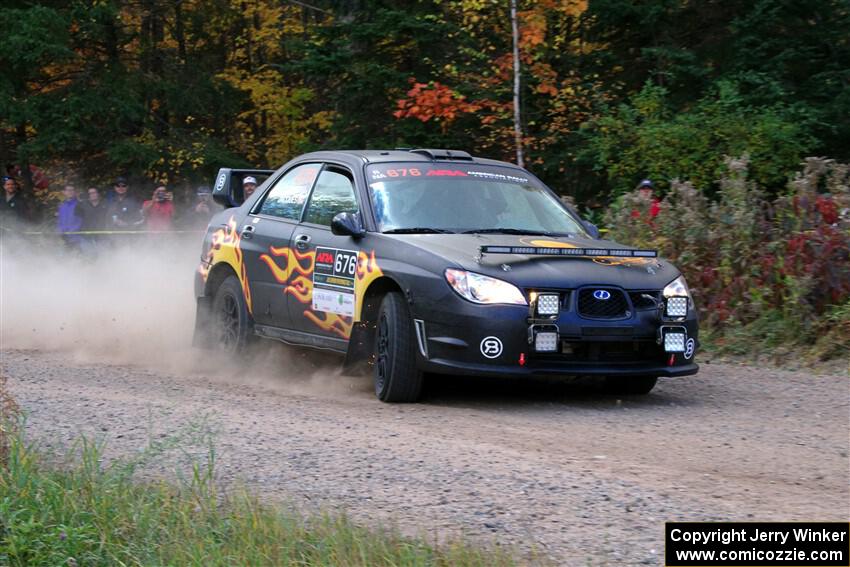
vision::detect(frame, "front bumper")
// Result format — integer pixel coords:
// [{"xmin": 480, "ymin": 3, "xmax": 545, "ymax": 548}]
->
[{"xmin": 412, "ymin": 289, "xmax": 699, "ymax": 379}]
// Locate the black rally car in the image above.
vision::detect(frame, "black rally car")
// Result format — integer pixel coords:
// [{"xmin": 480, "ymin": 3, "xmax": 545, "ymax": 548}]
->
[{"xmin": 194, "ymin": 149, "xmax": 698, "ymax": 402}]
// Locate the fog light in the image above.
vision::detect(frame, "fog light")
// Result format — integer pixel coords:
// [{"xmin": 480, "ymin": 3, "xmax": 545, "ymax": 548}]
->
[
  {"xmin": 665, "ymin": 296, "xmax": 688, "ymax": 318},
  {"xmin": 664, "ymin": 332, "xmax": 686, "ymax": 353},
  {"xmin": 536, "ymin": 293, "xmax": 560, "ymax": 316},
  {"xmin": 534, "ymin": 332, "xmax": 558, "ymax": 352}
]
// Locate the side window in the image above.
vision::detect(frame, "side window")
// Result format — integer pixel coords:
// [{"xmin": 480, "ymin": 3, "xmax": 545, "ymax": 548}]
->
[
  {"xmin": 303, "ymin": 169, "xmax": 358, "ymax": 226},
  {"xmin": 257, "ymin": 164, "xmax": 320, "ymax": 220}
]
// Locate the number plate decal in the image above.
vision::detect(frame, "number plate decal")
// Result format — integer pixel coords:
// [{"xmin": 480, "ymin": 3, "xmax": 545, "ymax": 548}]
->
[{"xmin": 312, "ymin": 247, "xmax": 358, "ymax": 316}]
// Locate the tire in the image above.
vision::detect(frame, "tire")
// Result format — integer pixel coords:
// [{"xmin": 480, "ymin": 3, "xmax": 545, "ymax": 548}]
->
[
  {"xmin": 373, "ymin": 292, "xmax": 423, "ymax": 403},
  {"xmin": 603, "ymin": 375, "xmax": 658, "ymax": 396},
  {"xmin": 211, "ymin": 275, "xmax": 253, "ymax": 355}
]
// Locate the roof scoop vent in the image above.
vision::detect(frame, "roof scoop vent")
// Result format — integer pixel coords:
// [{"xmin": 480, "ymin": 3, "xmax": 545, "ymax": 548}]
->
[{"xmin": 409, "ymin": 148, "xmax": 474, "ymax": 161}]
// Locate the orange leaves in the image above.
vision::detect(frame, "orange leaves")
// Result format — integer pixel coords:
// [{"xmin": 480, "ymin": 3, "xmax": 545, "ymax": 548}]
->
[{"xmin": 393, "ymin": 80, "xmax": 480, "ymax": 124}]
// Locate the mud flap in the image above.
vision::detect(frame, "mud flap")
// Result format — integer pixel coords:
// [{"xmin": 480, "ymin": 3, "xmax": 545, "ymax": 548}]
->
[
  {"xmin": 342, "ymin": 321, "xmax": 374, "ymax": 375},
  {"xmin": 192, "ymin": 296, "xmax": 215, "ymax": 349}
]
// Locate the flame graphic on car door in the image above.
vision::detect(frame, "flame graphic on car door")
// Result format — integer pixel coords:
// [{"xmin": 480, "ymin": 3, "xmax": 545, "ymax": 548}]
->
[
  {"xmin": 199, "ymin": 216, "xmax": 254, "ymax": 313},
  {"xmin": 259, "ymin": 247, "xmax": 383, "ymax": 339}
]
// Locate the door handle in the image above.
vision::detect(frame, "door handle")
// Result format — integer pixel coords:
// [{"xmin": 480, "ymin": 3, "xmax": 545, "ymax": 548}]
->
[
  {"xmin": 241, "ymin": 224, "xmax": 255, "ymax": 240},
  {"xmin": 294, "ymin": 233, "xmax": 311, "ymax": 250}
]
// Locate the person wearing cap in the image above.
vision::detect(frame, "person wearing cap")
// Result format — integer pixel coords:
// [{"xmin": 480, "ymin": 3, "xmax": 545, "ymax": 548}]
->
[
  {"xmin": 632, "ymin": 178, "xmax": 660, "ymax": 220},
  {"xmin": 107, "ymin": 176, "xmax": 143, "ymax": 230},
  {"xmin": 243, "ymin": 176, "xmax": 258, "ymax": 200},
  {"xmin": 0, "ymin": 176, "xmax": 32, "ymax": 223}
]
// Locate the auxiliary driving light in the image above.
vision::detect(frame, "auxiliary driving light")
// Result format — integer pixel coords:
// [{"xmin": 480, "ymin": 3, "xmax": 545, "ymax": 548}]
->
[
  {"xmin": 665, "ymin": 296, "xmax": 688, "ymax": 318},
  {"xmin": 535, "ymin": 332, "xmax": 559, "ymax": 352},
  {"xmin": 663, "ymin": 330, "xmax": 686, "ymax": 353},
  {"xmin": 536, "ymin": 293, "xmax": 560, "ymax": 316},
  {"xmin": 530, "ymin": 324, "xmax": 559, "ymax": 353}
]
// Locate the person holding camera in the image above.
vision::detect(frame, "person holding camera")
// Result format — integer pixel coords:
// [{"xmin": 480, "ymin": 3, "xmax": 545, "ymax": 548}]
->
[
  {"xmin": 183, "ymin": 185, "xmax": 216, "ymax": 229},
  {"xmin": 142, "ymin": 185, "xmax": 175, "ymax": 231}
]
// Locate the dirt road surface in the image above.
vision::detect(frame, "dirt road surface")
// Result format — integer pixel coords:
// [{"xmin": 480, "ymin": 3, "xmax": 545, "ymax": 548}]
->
[{"xmin": 3, "ymin": 347, "xmax": 848, "ymax": 566}]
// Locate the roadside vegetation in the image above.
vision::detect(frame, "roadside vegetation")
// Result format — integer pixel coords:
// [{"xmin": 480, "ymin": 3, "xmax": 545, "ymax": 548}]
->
[
  {"xmin": 0, "ymin": 384, "xmax": 516, "ymax": 567},
  {"xmin": 3, "ymin": 2, "xmax": 848, "ymax": 365},
  {"xmin": 605, "ymin": 158, "xmax": 850, "ymax": 364}
]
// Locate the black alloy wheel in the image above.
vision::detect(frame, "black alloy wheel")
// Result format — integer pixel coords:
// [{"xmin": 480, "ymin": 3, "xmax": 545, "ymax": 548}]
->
[
  {"xmin": 373, "ymin": 292, "xmax": 423, "ymax": 402},
  {"xmin": 212, "ymin": 275, "xmax": 252, "ymax": 354}
]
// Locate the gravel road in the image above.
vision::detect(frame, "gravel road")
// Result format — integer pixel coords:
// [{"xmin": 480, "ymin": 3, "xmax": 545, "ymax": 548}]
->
[{"xmin": 3, "ymin": 346, "xmax": 848, "ymax": 566}]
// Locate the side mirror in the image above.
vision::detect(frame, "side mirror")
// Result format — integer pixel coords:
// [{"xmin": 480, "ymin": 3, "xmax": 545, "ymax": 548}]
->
[
  {"xmin": 583, "ymin": 220, "xmax": 600, "ymax": 239},
  {"xmin": 331, "ymin": 212, "xmax": 366, "ymax": 238}
]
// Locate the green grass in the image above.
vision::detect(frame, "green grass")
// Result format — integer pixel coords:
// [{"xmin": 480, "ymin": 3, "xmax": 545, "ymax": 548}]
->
[{"xmin": 0, "ymin": 428, "xmax": 518, "ymax": 566}]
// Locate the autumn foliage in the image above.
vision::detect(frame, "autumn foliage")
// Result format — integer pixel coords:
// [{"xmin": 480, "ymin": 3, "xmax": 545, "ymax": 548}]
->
[
  {"xmin": 605, "ymin": 157, "xmax": 850, "ymax": 359},
  {"xmin": 393, "ymin": 81, "xmax": 480, "ymax": 128}
]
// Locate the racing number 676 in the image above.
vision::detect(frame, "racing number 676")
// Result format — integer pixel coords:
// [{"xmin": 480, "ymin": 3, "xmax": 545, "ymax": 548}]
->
[{"xmin": 335, "ymin": 252, "xmax": 357, "ymax": 276}]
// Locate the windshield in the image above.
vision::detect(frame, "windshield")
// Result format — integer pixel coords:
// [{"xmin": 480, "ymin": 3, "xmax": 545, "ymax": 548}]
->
[{"xmin": 366, "ymin": 163, "xmax": 587, "ymax": 236}]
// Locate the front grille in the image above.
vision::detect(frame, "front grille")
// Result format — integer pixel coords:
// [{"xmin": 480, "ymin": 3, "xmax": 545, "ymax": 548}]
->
[
  {"xmin": 629, "ymin": 290, "xmax": 661, "ymax": 310},
  {"xmin": 577, "ymin": 288, "xmax": 629, "ymax": 319}
]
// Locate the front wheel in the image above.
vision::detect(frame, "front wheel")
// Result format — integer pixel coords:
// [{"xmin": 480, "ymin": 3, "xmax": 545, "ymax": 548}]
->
[
  {"xmin": 603, "ymin": 375, "xmax": 658, "ymax": 395},
  {"xmin": 211, "ymin": 275, "xmax": 253, "ymax": 355},
  {"xmin": 373, "ymin": 292, "xmax": 423, "ymax": 403}
]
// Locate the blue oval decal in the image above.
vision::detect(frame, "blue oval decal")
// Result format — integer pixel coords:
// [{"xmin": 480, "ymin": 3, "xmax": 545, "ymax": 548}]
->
[{"xmin": 593, "ymin": 289, "xmax": 611, "ymax": 300}]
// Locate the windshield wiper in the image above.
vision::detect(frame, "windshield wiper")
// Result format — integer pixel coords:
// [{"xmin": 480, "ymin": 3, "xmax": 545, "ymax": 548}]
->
[
  {"xmin": 461, "ymin": 228, "xmax": 571, "ymax": 236},
  {"xmin": 383, "ymin": 227, "xmax": 456, "ymax": 234}
]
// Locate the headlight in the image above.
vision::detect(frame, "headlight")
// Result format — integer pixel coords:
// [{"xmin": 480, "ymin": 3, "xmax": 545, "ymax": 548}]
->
[
  {"xmin": 444, "ymin": 269, "xmax": 527, "ymax": 305},
  {"xmin": 662, "ymin": 275, "xmax": 691, "ymax": 298}
]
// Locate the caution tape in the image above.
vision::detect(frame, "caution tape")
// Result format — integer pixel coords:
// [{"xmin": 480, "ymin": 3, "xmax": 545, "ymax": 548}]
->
[{"xmin": 0, "ymin": 226, "xmax": 204, "ymax": 236}]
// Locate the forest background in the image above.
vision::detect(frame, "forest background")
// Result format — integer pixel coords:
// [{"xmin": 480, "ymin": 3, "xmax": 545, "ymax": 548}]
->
[{"xmin": 1, "ymin": 0, "xmax": 848, "ymax": 360}]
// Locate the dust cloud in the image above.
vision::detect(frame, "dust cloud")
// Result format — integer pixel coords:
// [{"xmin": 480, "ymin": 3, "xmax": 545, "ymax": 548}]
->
[{"xmin": 0, "ymin": 231, "xmax": 369, "ymax": 398}]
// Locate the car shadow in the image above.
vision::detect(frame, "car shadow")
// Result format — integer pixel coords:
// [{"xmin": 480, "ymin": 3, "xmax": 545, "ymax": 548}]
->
[
  {"xmin": 253, "ymin": 342, "xmax": 706, "ymax": 410},
  {"xmin": 419, "ymin": 372, "xmax": 703, "ymax": 410}
]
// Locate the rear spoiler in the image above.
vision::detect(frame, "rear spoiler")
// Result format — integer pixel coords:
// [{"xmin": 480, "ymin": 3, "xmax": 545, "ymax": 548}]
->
[
  {"xmin": 479, "ymin": 245, "xmax": 657, "ymax": 258},
  {"xmin": 213, "ymin": 167, "xmax": 276, "ymax": 207}
]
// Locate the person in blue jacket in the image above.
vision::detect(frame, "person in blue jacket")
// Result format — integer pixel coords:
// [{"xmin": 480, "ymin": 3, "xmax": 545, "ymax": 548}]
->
[{"xmin": 57, "ymin": 184, "xmax": 83, "ymax": 249}]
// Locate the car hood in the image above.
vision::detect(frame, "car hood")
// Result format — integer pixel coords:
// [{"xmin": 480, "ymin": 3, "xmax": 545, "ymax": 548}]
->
[{"xmin": 382, "ymin": 233, "xmax": 678, "ymax": 290}]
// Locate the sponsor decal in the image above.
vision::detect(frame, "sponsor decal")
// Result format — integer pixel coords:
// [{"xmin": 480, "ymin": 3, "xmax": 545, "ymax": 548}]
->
[
  {"xmin": 480, "ymin": 336, "xmax": 503, "ymax": 359},
  {"xmin": 312, "ymin": 247, "xmax": 358, "ymax": 317},
  {"xmin": 313, "ymin": 288, "xmax": 354, "ymax": 317},
  {"xmin": 467, "ymin": 170, "xmax": 529, "ymax": 184},
  {"xmin": 367, "ymin": 165, "xmax": 526, "ymax": 184},
  {"xmin": 684, "ymin": 338, "xmax": 695, "ymax": 360}
]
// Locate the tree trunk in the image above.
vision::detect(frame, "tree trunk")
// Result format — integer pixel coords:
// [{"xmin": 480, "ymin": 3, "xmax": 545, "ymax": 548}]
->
[{"xmin": 511, "ymin": 0, "xmax": 524, "ymax": 168}]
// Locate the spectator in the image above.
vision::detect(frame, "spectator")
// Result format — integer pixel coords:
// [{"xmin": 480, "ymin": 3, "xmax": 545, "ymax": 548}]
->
[
  {"xmin": 243, "ymin": 176, "xmax": 258, "ymax": 200},
  {"xmin": 80, "ymin": 187, "xmax": 108, "ymax": 231},
  {"xmin": 142, "ymin": 185, "xmax": 175, "ymax": 231},
  {"xmin": 78, "ymin": 187, "xmax": 109, "ymax": 254},
  {"xmin": 57, "ymin": 184, "xmax": 84, "ymax": 249},
  {"xmin": 0, "ymin": 176, "xmax": 31, "ymax": 223},
  {"xmin": 632, "ymin": 179, "xmax": 660, "ymax": 220},
  {"xmin": 107, "ymin": 177, "xmax": 143, "ymax": 229},
  {"xmin": 184, "ymin": 185, "xmax": 215, "ymax": 228}
]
